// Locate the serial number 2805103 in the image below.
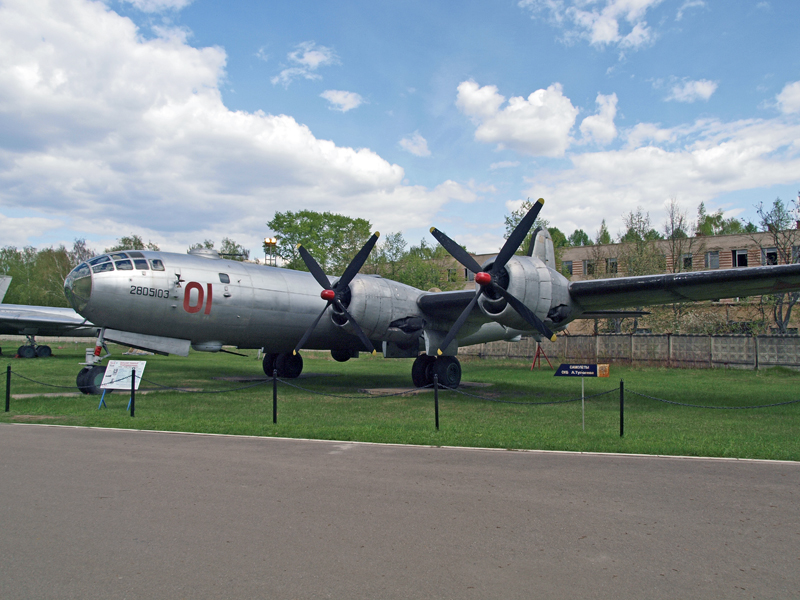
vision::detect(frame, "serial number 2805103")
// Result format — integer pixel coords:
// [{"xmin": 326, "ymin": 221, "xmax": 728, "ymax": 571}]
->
[{"xmin": 130, "ymin": 285, "xmax": 171, "ymax": 298}]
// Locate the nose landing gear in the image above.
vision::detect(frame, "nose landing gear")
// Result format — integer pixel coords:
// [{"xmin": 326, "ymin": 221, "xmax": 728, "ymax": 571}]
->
[{"xmin": 411, "ymin": 354, "xmax": 461, "ymax": 389}]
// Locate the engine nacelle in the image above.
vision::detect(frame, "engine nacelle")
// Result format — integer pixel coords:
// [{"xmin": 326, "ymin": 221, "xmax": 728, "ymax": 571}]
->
[
  {"xmin": 331, "ymin": 275, "xmax": 424, "ymax": 344},
  {"xmin": 476, "ymin": 255, "xmax": 571, "ymax": 333}
]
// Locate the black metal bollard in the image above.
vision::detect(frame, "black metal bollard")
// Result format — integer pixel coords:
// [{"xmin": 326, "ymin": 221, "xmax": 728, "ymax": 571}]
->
[
  {"xmin": 272, "ymin": 369, "xmax": 278, "ymax": 424},
  {"xmin": 130, "ymin": 368, "xmax": 135, "ymax": 417},
  {"xmin": 619, "ymin": 379, "xmax": 624, "ymax": 437},
  {"xmin": 5, "ymin": 365, "xmax": 10, "ymax": 412},
  {"xmin": 434, "ymin": 374, "xmax": 439, "ymax": 430}
]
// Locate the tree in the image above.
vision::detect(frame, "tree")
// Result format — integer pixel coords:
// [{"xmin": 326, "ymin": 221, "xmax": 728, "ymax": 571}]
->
[
  {"xmin": 268, "ymin": 210, "xmax": 372, "ymax": 274},
  {"xmin": 504, "ymin": 198, "xmax": 550, "ymax": 255},
  {"xmin": 617, "ymin": 208, "xmax": 666, "ymax": 276},
  {"xmin": 753, "ymin": 196, "xmax": 800, "ymax": 333},
  {"xmin": 662, "ymin": 198, "xmax": 701, "ymax": 274},
  {"xmin": 392, "ymin": 239, "xmax": 460, "ymax": 291},
  {"xmin": 105, "ymin": 234, "xmax": 160, "ymax": 252},
  {"xmin": 695, "ymin": 202, "xmax": 755, "ymax": 236},
  {"xmin": 595, "ymin": 219, "xmax": 612, "ymax": 245},
  {"xmin": 568, "ymin": 229, "xmax": 593, "ymax": 247},
  {"xmin": 219, "ymin": 237, "xmax": 250, "ymax": 261},
  {"xmin": 188, "ymin": 240, "xmax": 215, "ymax": 252},
  {"xmin": 366, "ymin": 232, "xmax": 407, "ymax": 278}
]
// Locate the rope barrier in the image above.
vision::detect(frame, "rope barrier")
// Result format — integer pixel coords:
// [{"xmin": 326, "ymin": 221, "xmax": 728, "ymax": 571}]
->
[
  {"xmin": 6, "ymin": 369, "xmax": 800, "ymax": 409},
  {"xmin": 628, "ymin": 390, "xmax": 800, "ymax": 410}
]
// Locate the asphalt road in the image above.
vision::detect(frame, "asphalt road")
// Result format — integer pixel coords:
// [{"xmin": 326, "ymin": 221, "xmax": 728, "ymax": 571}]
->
[{"xmin": 0, "ymin": 424, "xmax": 797, "ymax": 599}]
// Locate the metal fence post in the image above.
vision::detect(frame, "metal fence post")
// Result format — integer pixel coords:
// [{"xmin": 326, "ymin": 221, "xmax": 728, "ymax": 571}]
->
[
  {"xmin": 130, "ymin": 368, "xmax": 135, "ymax": 417},
  {"xmin": 273, "ymin": 369, "xmax": 278, "ymax": 424},
  {"xmin": 5, "ymin": 365, "xmax": 10, "ymax": 412},
  {"xmin": 434, "ymin": 374, "xmax": 439, "ymax": 430},
  {"xmin": 619, "ymin": 379, "xmax": 624, "ymax": 437}
]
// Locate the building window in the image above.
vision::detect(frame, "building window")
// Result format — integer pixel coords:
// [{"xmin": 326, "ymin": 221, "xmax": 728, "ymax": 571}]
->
[
  {"xmin": 793, "ymin": 246, "xmax": 800, "ymax": 263},
  {"xmin": 465, "ymin": 269, "xmax": 474, "ymax": 282},
  {"xmin": 762, "ymin": 247, "xmax": 778, "ymax": 265},
  {"xmin": 733, "ymin": 249, "xmax": 748, "ymax": 267},
  {"xmin": 562, "ymin": 260, "xmax": 573, "ymax": 276},
  {"xmin": 682, "ymin": 253, "xmax": 693, "ymax": 271},
  {"xmin": 583, "ymin": 259, "xmax": 595, "ymax": 275},
  {"xmin": 605, "ymin": 257, "xmax": 618, "ymax": 274},
  {"xmin": 446, "ymin": 268, "xmax": 458, "ymax": 282},
  {"xmin": 705, "ymin": 251, "xmax": 719, "ymax": 269}
]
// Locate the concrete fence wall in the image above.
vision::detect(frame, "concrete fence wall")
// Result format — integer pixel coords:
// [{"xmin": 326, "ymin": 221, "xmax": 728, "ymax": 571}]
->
[{"xmin": 459, "ymin": 334, "xmax": 800, "ymax": 370}]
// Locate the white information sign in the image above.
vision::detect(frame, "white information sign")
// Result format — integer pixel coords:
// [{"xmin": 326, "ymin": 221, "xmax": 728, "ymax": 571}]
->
[{"xmin": 101, "ymin": 360, "xmax": 146, "ymax": 390}]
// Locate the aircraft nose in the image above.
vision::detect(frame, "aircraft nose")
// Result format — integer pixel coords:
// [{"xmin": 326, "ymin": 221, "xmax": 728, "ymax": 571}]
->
[{"xmin": 64, "ymin": 262, "xmax": 92, "ymax": 313}]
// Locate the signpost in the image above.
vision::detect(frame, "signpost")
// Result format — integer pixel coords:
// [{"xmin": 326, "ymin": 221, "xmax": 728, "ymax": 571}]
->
[
  {"xmin": 98, "ymin": 360, "xmax": 146, "ymax": 412},
  {"xmin": 554, "ymin": 363, "xmax": 609, "ymax": 431}
]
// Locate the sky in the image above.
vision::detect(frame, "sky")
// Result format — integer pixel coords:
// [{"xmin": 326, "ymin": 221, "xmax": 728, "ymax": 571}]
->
[{"xmin": 1, "ymin": 0, "xmax": 799, "ymax": 259}]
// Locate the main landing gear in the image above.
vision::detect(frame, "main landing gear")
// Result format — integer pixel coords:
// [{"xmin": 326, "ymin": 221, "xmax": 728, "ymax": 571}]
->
[
  {"xmin": 411, "ymin": 354, "xmax": 461, "ymax": 389},
  {"xmin": 15, "ymin": 335, "xmax": 52, "ymax": 358},
  {"xmin": 262, "ymin": 352, "xmax": 304, "ymax": 378}
]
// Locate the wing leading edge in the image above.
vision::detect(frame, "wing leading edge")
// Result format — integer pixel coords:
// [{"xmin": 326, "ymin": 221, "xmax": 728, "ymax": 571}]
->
[{"xmin": 569, "ymin": 264, "xmax": 800, "ymax": 312}]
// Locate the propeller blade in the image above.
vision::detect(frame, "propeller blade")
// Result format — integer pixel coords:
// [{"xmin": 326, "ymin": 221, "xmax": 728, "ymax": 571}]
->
[
  {"xmin": 435, "ymin": 290, "xmax": 482, "ymax": 356},
  {"xmin": 429, "ymin": 227, "xmax": 484, "ymax": 275},
  {"xmin": 492, "ymin": 285, "xmax": 557, "ymax": 342},
  {"xmin": 293, "ymin": 302, "xmax": 332, "ymax": 354},
  {"xmin": 493, "ymin": 198, "xmax": 544, "ymax": 272},
  {"xmin": 297, "ymin": 244, "xmax": 332, "ymax": 291},
  {"xmin": 333, "ymin": 300, "xmax": 376, "ymax": 354},
  {"xmin": 336, "ymin": 232, "xmax": 380, "ymax": 291}
]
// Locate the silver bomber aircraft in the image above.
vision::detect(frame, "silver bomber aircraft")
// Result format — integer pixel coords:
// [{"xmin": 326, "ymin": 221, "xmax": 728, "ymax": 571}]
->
[{"xmin": 53, "ymin": 199, "xmax": 800, "ymax": 394}]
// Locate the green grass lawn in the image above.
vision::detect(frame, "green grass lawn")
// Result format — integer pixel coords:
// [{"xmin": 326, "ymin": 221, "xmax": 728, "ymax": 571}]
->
[{"xmin": 1, "ymin": 343, "xmax": 799, "ymax": 461}]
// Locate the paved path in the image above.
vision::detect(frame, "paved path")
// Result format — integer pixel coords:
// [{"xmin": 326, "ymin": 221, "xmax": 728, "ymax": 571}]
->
[{"xmin": 0, "ymin": 424, "xmax": 797, "ymax": 599}]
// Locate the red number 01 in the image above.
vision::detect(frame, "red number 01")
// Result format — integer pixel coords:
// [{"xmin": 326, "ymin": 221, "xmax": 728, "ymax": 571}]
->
[{"xmin": 183, "ymin": 282, "xmax": 213, "ymax": 315}]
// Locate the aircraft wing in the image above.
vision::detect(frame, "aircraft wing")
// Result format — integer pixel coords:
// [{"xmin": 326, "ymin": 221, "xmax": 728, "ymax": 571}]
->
[
  {"xmin": 569, "ymin": 264, "xmax": 800, "ymax": 312},
  {"xmin": 0, "ymin": 304, "xmax": 97, "ymax": 337}
]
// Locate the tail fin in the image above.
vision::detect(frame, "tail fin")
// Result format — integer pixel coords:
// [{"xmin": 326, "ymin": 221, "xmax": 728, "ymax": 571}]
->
[
  {"xmin": 531, "ymin": 230, "xmax": 556, "ymax": 269},
  {"xmin": 0, "ymin": 276, "xmax": 10, "ymax": 303}
]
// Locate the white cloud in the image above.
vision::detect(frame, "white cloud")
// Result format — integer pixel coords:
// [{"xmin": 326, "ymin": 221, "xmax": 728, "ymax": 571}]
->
[
  {"xmin": 320, "ymin": 90, "xmax": 364, "ymax": 112},
  {"xmin": 676, "ymin": 1, "xmax": 705, "ymax": 21},
  {"xmin": 456, "ymin": 80, "xmax": 579, "ymax": 156},
  {"xmin": 519, "ymin": 0, "xmax": 665, "ymax": 51},
  {"xmin": 271, "ymin": 41, "xmax": 339, "ymax": 88},
  {"xmin": 776, "ymin": 81, "xmax": 800, "ymax": 114},
  {"xmin": 580, "ymin": 92, "xmax": 618, "ymax": 145},
  {"xmin": 120, "ymin": 0, "xmax": 194, "ymax": 12},
  {"xmin": 0, "ymin": 0, "xmax": 471, "ymax": 251},
  {"xmin": 399, "ymin": 132, "xmax": 431, "ymax": 157},
  {"xmin": 521, "ymin": 116, "xmax": 800, "ymax": 236},
  {"xmin": 666, "ymin": 79, "xmax": 718, "ymax": 103},
  {"xmin": 489, "ymin": 161, "xmax": 520, "ymax": 170}
]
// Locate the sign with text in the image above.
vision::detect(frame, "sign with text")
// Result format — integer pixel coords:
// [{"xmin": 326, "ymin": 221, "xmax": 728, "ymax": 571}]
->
[
  {"xmin": 554, "ymin": 364, "xmax": 609, "ymax": 378},
  {"xmin": 101, "ymin": 360, "xmax": 146, "ymax": 390}
]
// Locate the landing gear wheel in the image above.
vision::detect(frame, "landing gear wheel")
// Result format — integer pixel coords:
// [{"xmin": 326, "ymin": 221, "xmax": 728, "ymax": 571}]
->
[
  {"xmin": 433, "ymin": 356, "xmax": 461, "ymax": 389},
  {"xmin": 18, "ymin": 345, "xmax": 36, "ymax": 359},
  {"xmin": 77, "ymin": 365, "xmax": 106, "ymax": 395},
  {"xmin": 76, "ymin": 368, "xmax": 91, "ymax": 393},
  {"xmin": 411, "ymin": 354, "xmax": 436, "ymax": 387},
  {"xmin": 262, "ymin": 353, "xmax": 279, "ymax": 376},
  {"xmin": 35, "ymin": 345, "xmax": 52, "ymax": 358},
  {"xmin": 276, "ymin": 352, "xmax": 303, "ymax": 378},
  {"xmin": 330, "ymin": 348, "xmax": 352, "ymax": 362}
]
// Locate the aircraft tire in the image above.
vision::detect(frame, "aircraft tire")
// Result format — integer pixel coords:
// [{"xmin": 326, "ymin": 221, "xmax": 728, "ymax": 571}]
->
[
  {"xmin": 411, "ymin": 354, "xmax": 436, "ymax": 387},
  {"xmin": 76, "ymin": 368, "xmax": 91, "ymax": 394},
  {"xmin": 18, "ymin": 345, "xmax": 36, "ymax": 359},
  {"xmin": 262, "ymin": 353, "xmax": 278, "ymax": 377},
  {"xmin": 330, "ymin": 349, "xmax": 351, "ymax": 362},
  {"xmin": 276, "ymin": 352, "xmax": 303, "ymax": 378},
  {"xmin": 83, "ymin": 365, "xmax": 107, "ymax": 395},
  {"xmin": 433, "ymin": 356, "xmax": 461, "ymax": 389},
  {"xmin": 36, "ymin": 345, "xmax": 52, "ymax": 358}
]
